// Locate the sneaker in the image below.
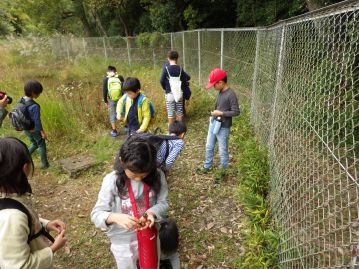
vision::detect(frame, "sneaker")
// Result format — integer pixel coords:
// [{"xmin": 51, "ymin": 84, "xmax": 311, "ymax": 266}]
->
[
  {"xmin": 110, "ymin": 130, "xmax": 119, "ymax": 137},
  {"xmin": 40, "ymin": 163, "xmax": 50, "ymax": 170},
  {"xmin": 214, "ymin": 169, "xmax": 226, "ymax": 183},
  {"xmin": 196, "ymin": 167, "xmax": 212, "ymax": 174}
]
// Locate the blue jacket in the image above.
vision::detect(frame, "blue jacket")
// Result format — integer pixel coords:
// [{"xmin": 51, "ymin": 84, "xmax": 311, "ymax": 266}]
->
[{"xmin": 22, "ymin": 97, "xmax": 42, "ymax": 131}]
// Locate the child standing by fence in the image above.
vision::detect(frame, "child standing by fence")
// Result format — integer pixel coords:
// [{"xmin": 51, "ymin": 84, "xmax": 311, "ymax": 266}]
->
[
  {"xmin": 103, "ymin": 65, "xmax": 124, "ymax": 137},
  {"xmin": 197, "ymin": 68, "xmax": 240, "ymax": 182},
  {"xmin": 91, "ymin": 136, "xmax": 168, "ymax": 269},
  {"xmin": 160, "ymin": 51, "xmax": 191, "ymax": 125}
]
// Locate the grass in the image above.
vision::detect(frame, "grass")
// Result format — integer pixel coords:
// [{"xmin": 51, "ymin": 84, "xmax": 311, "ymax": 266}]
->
[{"xmin": 230, "ymin": 105, "xmax": 279, "ymax": 269}]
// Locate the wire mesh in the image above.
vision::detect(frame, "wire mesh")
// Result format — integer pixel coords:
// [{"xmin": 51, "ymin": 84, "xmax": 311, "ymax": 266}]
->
[
  {"xmin": 269, "ymin": 5, "xmax": 359, "ymax": 268},
  {"xmin": 7, "ymin": 1, "xmax": 359, "ymax": 267}
]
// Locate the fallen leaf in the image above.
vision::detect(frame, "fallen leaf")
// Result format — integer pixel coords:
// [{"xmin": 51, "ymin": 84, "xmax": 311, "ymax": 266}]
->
[
  {"xmin": 65, "ymin": 246, "xmax": 71, "ymax": 255},
  {"xmin": 206, "ymin": 222, "xmax": 215, "ymax": 230},
  {"xmin": 220, "ymin": 227, "xmax": 228, "ymax": 233}
]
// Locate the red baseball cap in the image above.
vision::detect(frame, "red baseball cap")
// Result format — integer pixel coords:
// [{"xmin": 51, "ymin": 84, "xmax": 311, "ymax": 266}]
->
[{"xmin": 206, "ymin": 68, "xmax": 227, "ymax": 89}]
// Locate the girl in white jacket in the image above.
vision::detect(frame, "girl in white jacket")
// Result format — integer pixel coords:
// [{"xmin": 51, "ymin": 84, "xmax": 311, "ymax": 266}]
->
[
  {"xmin": 0, "ymin": 137, "xmax": 67, "ymax": 269},
  {"xmin": 91, "ymin": 136, "xmax": 169, "ymax": 269}
]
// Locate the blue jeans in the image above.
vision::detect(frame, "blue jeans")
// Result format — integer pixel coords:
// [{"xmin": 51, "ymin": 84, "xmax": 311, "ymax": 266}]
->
[
  {"xmin": 204, "ymin": 125, "xmax": 230, "ymax": 169},
  {"xmin": 24, "ymin": 130, "xmax": 49, "ymax": 168}
]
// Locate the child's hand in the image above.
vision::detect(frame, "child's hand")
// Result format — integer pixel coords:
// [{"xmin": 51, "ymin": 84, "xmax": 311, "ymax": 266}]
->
[
  {"xmin": 146, "ymin": 212, "xmax": 156, "ymax": 228},
  {"xmin": 104, "ymin": 102, "xmax": 109, "ymax": 109},
  {"xmin": 41, "ymin": 131, "xmax": 47, "ymax": 140},
  {"xmin": 117, "ymin": 115, "xmax": 122, "ymax": 121},
  {"xmin": 136, "ymin": 129, "xmax": 143, "ymax": 134},
  {"xmin": 50, "ymin": 230, "xmax": 67, "ymax": 253},
  {"xmin": 0, "ymin": 95, "xmax": 8, "ymax": 108},
  {"xmin": 211, "ymin": 110, "xmax": 223, "ymax": 116},
  {"xmin": 137, "ymin": 212, "xmax": 156, "ymax": 230},
  {"xmin": 108, "ymin": 213, "xmax": 139, "ymax": 230},
  {"xmin": 46, "ymin": 220, "xmax": 66, "ymax": 234}
]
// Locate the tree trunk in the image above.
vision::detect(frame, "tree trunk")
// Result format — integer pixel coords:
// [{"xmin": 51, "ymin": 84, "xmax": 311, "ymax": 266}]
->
[
  {"xmin": 93, "ymin": 10, "xmax": 108, "ymax": 37},
  {"xmin": 71, "ymin": 0, "xmax": 95, "ymax": 36},
  {"xmin": 117, "ymin": 12, "xmax": 129, "ymax": 37}
]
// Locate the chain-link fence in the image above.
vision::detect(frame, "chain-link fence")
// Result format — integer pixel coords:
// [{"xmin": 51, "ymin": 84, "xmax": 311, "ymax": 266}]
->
[{"xmin": 8, "ymin": 0, "xmax": 359, "ymax": 267}]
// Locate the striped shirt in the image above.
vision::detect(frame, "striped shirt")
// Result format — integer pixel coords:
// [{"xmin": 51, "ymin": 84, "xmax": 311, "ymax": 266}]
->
[{"xmin": 156, "ymin": 139, "xmax": 185, "ymax": 171}]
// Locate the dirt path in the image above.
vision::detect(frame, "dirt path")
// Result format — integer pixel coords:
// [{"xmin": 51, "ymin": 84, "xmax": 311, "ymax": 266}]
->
[{"xmin": 31, "ymin": 113, "xmax": 245, "ymax": 268}]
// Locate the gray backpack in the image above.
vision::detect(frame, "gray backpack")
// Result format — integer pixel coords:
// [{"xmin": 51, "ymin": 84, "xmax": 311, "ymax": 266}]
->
[{"xmin": 9, "ymin": 98, "xmax": 36, "ymax": 131}]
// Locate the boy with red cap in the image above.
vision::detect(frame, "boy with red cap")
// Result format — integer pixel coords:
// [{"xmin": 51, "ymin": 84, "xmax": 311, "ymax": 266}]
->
[{"xmin": 196, "ymin": 68, "xmax": 240, "ymax": 182}]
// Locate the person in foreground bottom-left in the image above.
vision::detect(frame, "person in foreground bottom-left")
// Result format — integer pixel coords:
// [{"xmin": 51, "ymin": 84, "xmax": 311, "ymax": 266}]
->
[{"xmin": 0, "ymin": 137, "xmax": 67, "ymax": 269}]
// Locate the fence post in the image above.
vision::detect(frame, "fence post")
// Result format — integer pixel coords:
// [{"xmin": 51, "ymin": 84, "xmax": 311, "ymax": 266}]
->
[
  {"xmin": 126, "ymin": 37, "xmax": 131, "ymax": 66},
  {"xmin": 269, "ymin": 25, "xmax": 286, "ymax": 148},
  {"xmin": 198, "ymin": 30, "xmax": 201, "ymax": 86},
  {"xmin": 220, "ymin": 29, "xmax": 224, "ymax": 69},
  {"xmin": 171, "ymin": 33, "xmax": 173, "ymax": 50},
  {"xmin": 152, "ymin": 49, "xmax": 156, "ymax": 68},
  {"xmin": 182, "ymin": 32, "xmax": 186, "ymax": 70},
  {"xmin": 66, "ymin": 37, "xmax": 70, "ymax": 61},
  {"xmin": 103, "ymin": 37, "xmax": 108, "ymax": 59},
  {"xmin": 251, "ymin": 30, "xmax": 261, "ymax": 121},
  {"xmin": 82, "ymin": 38, "xmax": 87, "ymax": 58}
]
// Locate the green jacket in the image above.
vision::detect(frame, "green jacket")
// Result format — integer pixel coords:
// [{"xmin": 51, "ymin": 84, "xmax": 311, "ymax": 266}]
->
[
  {"xmin": 0, "ymin": 107, "xmax": 8, "ymax": 128},
  {"xmin": 116, "ymin": 93, "xmax": 151, "ymax": 132}
]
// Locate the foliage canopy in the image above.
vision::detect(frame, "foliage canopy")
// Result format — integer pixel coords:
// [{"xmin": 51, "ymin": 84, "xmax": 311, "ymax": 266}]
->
[{"xmin": 0, "ymin": 0, "xmax": 344, "ymax": 36}]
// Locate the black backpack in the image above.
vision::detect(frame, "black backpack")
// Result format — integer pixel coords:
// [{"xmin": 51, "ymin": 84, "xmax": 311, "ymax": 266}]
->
[
  {"xmin": 0, "ymin": 198, "xmax": 54, "ymax": 243},
  {"xmin": 9, "ymin": 98, "xmax": 36, "ymax": 131},
  {"xmin": 125, "ymin": 133, "xmax": 181, "ymax": 166}
]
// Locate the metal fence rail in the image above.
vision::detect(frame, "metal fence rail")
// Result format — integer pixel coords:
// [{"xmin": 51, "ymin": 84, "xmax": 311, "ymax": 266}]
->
[{"xmin": 8, "ymin": 1, "xmax": 359, "ymax": 267}]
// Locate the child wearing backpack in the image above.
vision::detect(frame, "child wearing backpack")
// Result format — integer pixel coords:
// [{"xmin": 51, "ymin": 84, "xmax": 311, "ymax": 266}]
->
[
  {"xmin": 160, "ymin": 51, "xmax": 191, "ymax": 125},
  {"xmin": 116, "ymin": 77, "xmax": 152, "ymax": 134},
  {"xmin": 103, "ymin": 65, "xmax": 124, "ymax": 137},
  {"xmin": 0, "ymin": 137, "xmax": 67, "ymax": 268},
  {"xmin": 156, "ymin": 121, "xmax": 187, "ymax": 173},
  {"xmin": 91, "ymin": 136, "xmax": 169, "ymax": 269},
  {"xmin": 19, "ymin": 80, "xmax": 49, "ymax": 169}
]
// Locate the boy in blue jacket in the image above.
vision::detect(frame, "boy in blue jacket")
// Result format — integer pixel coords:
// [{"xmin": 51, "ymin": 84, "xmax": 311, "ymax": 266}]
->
[{"xmin": 22, "ymin": 80, "xmax": 49, "ymax": 169}]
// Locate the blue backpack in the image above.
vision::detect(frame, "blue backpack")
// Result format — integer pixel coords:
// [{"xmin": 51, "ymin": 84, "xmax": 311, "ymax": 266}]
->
[{"xmin": 122, "ymin": 93, "xmax": 155, "ymax": 118}]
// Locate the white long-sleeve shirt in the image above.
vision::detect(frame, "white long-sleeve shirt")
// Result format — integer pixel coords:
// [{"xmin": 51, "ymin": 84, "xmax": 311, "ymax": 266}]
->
[{"xmin": 91, "ymin": 169, "xmax": 169, "ymax": 244}]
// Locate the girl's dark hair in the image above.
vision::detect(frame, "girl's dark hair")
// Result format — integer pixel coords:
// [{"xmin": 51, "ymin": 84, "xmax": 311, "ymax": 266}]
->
[
  {"xmin": 169, "ymin": 121, "xmax": 187, "ymax": 136},
  {"xmin": 167, "ymin": 50, "xmax": 179, "ymax": 60},
  {"xmin": 24, "ymin": 80, "xmax": 43, "ymax": 97},
  {"xmin": 0, "ymin": 137, "xmax": 33, "ymax": 194},
  {"xmin": 114, "ymin": 136, "xmax": 161, "ymax": 197},
  {"xmin": 159, "ymin": 218, "xmax": 179, "ymax": 255},
  {"xmin": 123, "ymin": 77, "xmax": 141, "ymax": 93}
]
